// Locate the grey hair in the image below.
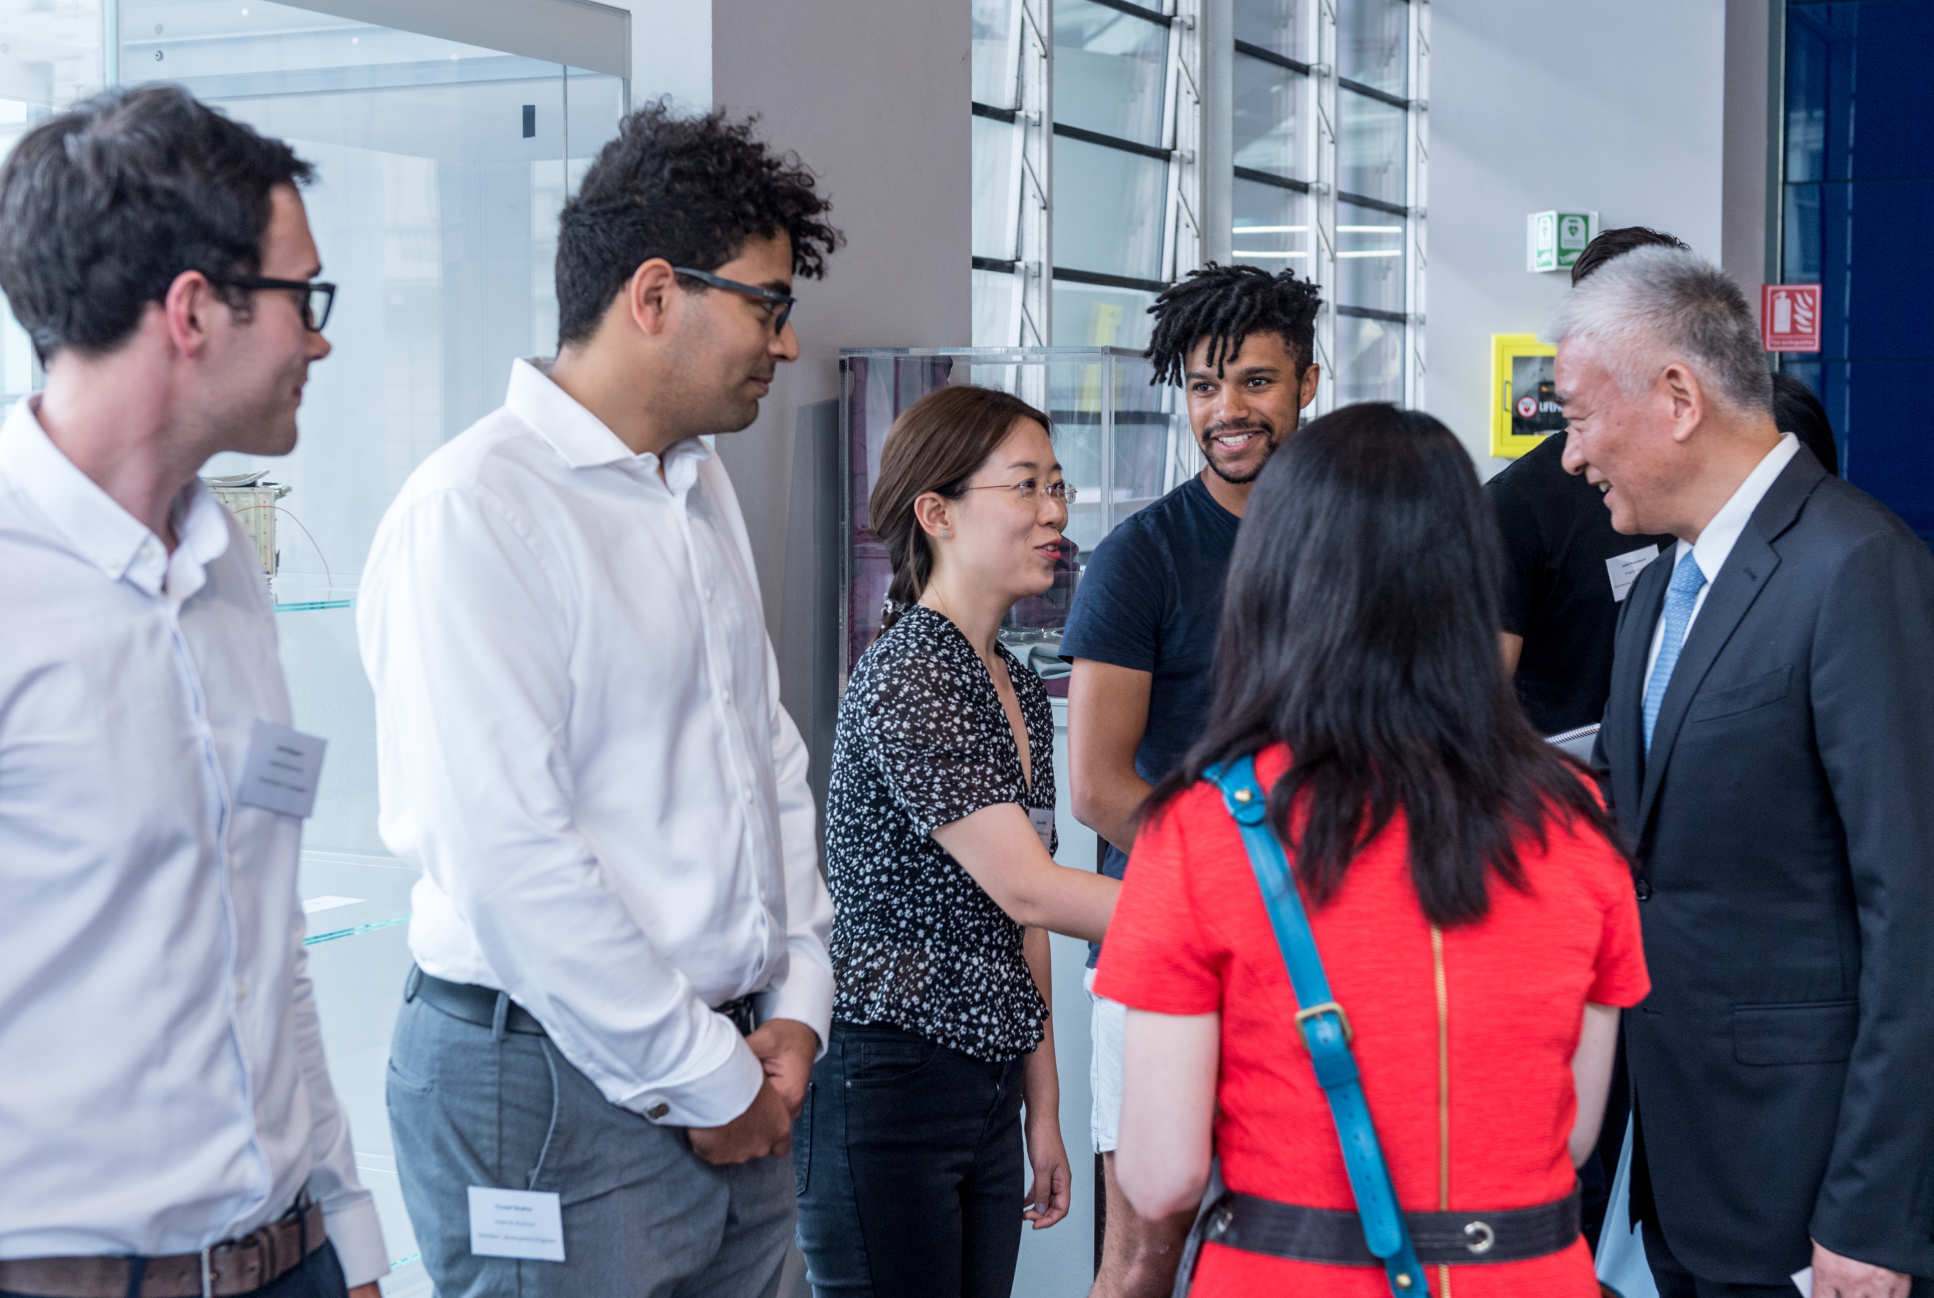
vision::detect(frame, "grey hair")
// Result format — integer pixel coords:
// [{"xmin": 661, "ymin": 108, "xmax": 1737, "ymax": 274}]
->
[{"xmin": 1548, "ymin": 245, "xmax": 1773, "ymax": 415}]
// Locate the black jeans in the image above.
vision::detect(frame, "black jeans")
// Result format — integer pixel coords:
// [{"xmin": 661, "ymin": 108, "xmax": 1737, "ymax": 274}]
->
[
  {"xmin": 0, "ymin": 1240, "xmax": 347, "ymax": 1298},
  {"xmin": 792, "ymin": 1022, "xmax": 1027, "ymax": 1298}
]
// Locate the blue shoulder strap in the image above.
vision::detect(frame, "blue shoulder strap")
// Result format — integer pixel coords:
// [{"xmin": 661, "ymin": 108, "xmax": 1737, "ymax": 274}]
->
[{"xmin": 1205, "ymin": 754, "xmax": 1429, "ymax": 1297}]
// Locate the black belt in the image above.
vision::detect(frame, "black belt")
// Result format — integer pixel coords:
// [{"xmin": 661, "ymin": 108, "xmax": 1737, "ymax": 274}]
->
[
  {"xmin": 1201, "ymin": 1187, "xmax": 1581, "ymax": 1266},
  {"xmin": 407, "ymin": 967, "xmax": 760, "ymax": 1037}
]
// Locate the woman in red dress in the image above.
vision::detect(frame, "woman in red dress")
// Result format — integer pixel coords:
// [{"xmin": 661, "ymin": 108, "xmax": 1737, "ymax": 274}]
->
[{"xmin": 1094, "ymin": 403, "xmax": 1649, "ymax": 1297}]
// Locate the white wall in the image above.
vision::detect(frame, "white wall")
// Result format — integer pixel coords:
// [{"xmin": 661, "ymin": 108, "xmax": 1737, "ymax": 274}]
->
[
  {"xmin": 708, "ymin": 0, "xmax": 972, "ymax": 798},
  {"xmin": 1424, "ymin": 0, "xmax": 1728, "ymax": 476}
]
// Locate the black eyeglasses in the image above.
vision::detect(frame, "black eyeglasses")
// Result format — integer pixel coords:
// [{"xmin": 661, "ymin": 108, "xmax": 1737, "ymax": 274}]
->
[
  {"xmin": 669, "ymin": 265, "xmax": 795, "ymax": 334},
  {"xmin": 208, "ymin": 275, "xmax": 336, "ymax": 332}
]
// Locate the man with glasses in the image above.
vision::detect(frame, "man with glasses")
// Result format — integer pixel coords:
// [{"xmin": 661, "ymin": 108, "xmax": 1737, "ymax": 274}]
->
[
  {"xmin": 358, "ymin": 102, "xmax": 842, "ymax": 1298},
  {"xmin": 0, "ymin": 85, "xmax": 384, "ymax": 1298}
]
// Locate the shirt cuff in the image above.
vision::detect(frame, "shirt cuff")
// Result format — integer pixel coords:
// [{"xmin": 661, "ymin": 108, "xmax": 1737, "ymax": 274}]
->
[
  {"xmin": 756, "ymin": 953, "xmax": 835, "ymax": 1059},
  {"xmin": 322, "ymin": 1193, "xmax": 389, "ymax": 1289},
  {"xmin": 618, "ymin": 1030, "xmax": 765, "ymax": 1129}
]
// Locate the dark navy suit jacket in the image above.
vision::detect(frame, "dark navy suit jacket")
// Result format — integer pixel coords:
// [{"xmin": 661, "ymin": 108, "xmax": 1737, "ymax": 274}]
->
[{"xmin": 1598, "ymin": 447, "xmax": 1934, "ymax": 1284}]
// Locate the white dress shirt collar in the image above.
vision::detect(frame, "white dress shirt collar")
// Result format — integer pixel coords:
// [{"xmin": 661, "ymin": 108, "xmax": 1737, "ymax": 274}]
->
[
  {"xmin": 0, "ymin": 395, "xmax": 232, "ymax": 601},
  {"xmin": 505, "ymin": 357, "xmax": 711, "ymax": 490},
  {"xmin": 1675, "ymin": 432, "xmax": 1801, "ymax": 582}
]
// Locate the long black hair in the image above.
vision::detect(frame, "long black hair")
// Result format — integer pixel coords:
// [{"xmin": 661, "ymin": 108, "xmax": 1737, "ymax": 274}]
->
[
  {"xmin": 1148, "ymin": 403, "xmax": 1621, "ymax": 926},
  {"xmin": 1145, "ymin": 262, "xmax": 1322, "ymax": 386}
]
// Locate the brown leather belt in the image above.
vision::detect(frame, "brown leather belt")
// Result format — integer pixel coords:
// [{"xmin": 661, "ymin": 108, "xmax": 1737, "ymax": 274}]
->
[{"xmin": 0, "ymin": 1201, "xmax": 325, "ymax": 1298}]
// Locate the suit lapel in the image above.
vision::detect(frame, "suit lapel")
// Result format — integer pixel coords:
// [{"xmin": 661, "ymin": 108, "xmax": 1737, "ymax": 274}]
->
[{"xmin": 1634, "ymin": 452, "xmax": 1824, "ymax": 833}]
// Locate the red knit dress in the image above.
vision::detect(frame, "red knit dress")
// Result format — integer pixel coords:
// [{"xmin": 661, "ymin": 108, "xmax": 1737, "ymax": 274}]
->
[{"xmin": 1094, "ymin": 744, "xmax": 1650, "ymax": 1298}]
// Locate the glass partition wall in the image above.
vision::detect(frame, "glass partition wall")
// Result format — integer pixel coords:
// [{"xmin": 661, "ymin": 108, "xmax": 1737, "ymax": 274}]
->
[{"xmin": 0, "ymin": 7, "xmax": 625, "ymax": 1292}]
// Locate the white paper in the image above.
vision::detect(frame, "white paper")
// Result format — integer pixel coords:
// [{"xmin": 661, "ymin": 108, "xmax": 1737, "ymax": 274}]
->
[
  {"xmin": 236, "ymin": 720, "xmax": 326, "ymax": 818},
  {"xmin": 1606, "ymin": 544, "xmax": 1666, "ymax": 603},
  {"xmin": 1791, "ymin": 1266, "xmax": 1812, "ymax": 1296},
  {"xmin": 468, "ymin": 1186, "xmax": 565, "ymax": 1262},
  {"xmin": 301, "ymin": 895, "xmax": 362, "ymax": 914},
  {"xmin": 1027, "ymin": 806, "xmax": 1055, "ymax": 851}
]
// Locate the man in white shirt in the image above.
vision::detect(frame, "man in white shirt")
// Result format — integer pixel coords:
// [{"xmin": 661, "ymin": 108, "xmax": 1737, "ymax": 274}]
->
[
  {"xmin": 358, "ymin": 102, "xmax": 841, "ymax": 1298},
  {"xmin": 1556, "ymin": 247, "xmax": 1934, "ymax": 1298},
  {"xmin": 0, "ymin": 86, "xmax": 385, "ymax": 1298}
]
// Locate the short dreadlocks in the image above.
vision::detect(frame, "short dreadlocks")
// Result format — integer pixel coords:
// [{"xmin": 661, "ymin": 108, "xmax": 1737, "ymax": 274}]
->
[{"xmin": 1145, "ymin": 262, "xmax": 1322, "ymax": 387}]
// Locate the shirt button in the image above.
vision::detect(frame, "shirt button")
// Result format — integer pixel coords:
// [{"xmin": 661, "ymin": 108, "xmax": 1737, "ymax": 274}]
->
[
  {"xmin": 646, "ymin": 1103, "xmax": 669, "ymax": 1120},
  {"xmin": 235, "ymin": 980, "xmax": 248, "ymax": 1001},
  {"xmin": 1635, "ymin": 878, "xmax": 1653, "ymax": 902}
]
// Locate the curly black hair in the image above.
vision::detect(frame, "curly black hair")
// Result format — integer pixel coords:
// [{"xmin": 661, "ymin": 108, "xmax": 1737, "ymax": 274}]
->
[
  {"xmin": 554, "ymin": 100, "xmax": 844, "ymax": 347},
  {"xmin": 0, "ymin": 83, "xmax": 313, "ymax": 360},
  {"xmin": 1145, "ymin": 262, "xmax": 1322, "ymax": 387}
]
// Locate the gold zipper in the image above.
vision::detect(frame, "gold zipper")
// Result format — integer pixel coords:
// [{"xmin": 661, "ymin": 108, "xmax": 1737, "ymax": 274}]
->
[{"xmin": 1432, "ymin": 922, "xmax": 1452, "ymax": 1298}]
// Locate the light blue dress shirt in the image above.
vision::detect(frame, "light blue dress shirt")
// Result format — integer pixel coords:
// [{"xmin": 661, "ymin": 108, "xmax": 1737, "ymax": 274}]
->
[{"xmin": 0, "ymin": 396, "xmax": 386, "ymax": 1284}]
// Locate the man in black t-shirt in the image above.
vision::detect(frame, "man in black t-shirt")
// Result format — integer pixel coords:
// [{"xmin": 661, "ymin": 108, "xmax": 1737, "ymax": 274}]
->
[
  {"xmin": 1490, "ymin": 226, "xmax": 1686, "ymax": 736},
  {"xmin": 1489, "ymin": 429, "xmax": 1673, "ymax": 734},
  {"xmin": 1060, "ymin": 263, "xmax": 1323, "ymax": 1298}
]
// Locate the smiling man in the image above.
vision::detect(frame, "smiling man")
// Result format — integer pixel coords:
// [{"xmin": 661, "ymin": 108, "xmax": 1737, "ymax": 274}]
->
[
  {"xmin": 358, "ymin": 103, "xmax": 841, "ymax": 1298},
  {"xmin": 0, "ymin": 85, "xmax": 385, "ymax": 1298},
  {"xmin": 1557, "ymin": 247, "xmax": 1934, "ymax": 1298},
  {"xmin": 1059, "ymin": 262, "xmax": 1322, "ymax": 1298}
]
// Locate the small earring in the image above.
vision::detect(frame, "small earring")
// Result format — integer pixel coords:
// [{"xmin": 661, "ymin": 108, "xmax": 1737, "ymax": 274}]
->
[{"xmin": 939, "ymin": 529, "xmax": 952, "ymax": 538}]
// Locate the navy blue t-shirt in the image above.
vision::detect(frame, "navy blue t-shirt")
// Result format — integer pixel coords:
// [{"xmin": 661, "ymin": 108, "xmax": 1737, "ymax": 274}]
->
[{"xmin": 1058, "ymin": 473, "xmax": 1240, "ymax": 913}]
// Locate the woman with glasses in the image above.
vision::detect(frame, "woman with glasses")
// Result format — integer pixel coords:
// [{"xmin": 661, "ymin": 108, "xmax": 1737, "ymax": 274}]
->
[{"xmin": 793, "ymin": 384, "xmax": 1119, "ymax": 1298}]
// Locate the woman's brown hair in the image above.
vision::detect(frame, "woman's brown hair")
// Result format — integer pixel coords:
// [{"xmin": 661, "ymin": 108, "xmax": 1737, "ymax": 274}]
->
[{"xmin": 867, "ymin": 384, "xmax": 1051, "ymax": 638}]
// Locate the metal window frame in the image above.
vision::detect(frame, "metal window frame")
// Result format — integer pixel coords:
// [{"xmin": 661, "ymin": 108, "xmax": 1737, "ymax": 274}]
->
[{"xmin": 971, "ymin": 0, "xmax": 1423, "ymax": 389}]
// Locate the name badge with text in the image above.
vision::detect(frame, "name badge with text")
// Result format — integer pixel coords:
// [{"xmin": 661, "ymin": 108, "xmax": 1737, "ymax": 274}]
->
[
  {"xmin": 468, "ymin": 1186, "xmax": 565, "ymax": 1262},
  {"xmin": 236, "ymin": 720, "xmax": 326, "ymax": 819},
  {"xmin": 1028, "ymin": 806, "xmax": 1056, "ymax": 852},
  {"xmin": 1605, "ymin": 544, "xmax": 1665, "ymax": 604}
]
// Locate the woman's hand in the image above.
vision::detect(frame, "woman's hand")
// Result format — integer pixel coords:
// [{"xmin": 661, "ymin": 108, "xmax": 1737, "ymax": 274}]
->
[{"xmin": 1022, "ymin": 1110, "xmax": 1072, "ymax": 1230}]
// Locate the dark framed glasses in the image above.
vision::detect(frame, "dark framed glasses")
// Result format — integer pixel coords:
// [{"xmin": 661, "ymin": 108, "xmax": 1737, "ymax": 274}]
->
[
  {"xmin": 669, "ymin": 265, "xmax": 795, "ymax": 334},
  {"xmin": 209, "ymin": 275, "xmax": 337, "ymax": 332}
]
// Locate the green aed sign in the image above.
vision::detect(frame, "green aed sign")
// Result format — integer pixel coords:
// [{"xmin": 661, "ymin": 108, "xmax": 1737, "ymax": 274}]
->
[{"xmin": 1526, "ymin": 210, "xmax": 1598, "ymax": 273}]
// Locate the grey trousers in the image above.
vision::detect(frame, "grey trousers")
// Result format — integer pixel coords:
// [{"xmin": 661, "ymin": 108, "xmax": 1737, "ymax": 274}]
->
[{"xmin": 387, "ymin": 985, "xmax": 793, "ymax": 1298}]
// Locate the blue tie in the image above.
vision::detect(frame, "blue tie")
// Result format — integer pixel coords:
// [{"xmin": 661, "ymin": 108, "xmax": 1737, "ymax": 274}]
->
[{"xmin": 1643, "ymin": 551, "xmax": 1707, "ymax": 753}]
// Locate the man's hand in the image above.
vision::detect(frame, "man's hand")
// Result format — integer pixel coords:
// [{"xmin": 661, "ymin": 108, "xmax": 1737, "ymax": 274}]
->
[
  {"xmin": 1021, "ymin": 1112, "xmax": 1071, "ymax": 1230},
  {"xmin": 1811, "ymin": 1240, "xmax": 1910, "ymax": 1298},
  {"xmin": 745, "ymin": 1017, "xmax": 819, "ymax": 1118},
  {"xmin": 348, "ymin": 1285, "xmax": 382, "ymax": 1298},
  {"xmin": 687, "ymin": 1079, "xmax": 792, "ymax": 1165}
]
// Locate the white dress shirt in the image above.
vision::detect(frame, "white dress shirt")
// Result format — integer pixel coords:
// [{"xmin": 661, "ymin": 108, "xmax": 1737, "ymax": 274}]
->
[
  {"xmin": 358, "ymin": 358, "xmax": 834, "ymax": 1129},
  {"xmin": 0, "ymin": 397, "xmax": 386, "ymax": 1282},
  {"xmin": 1645, "ymin": 433, "xmax": 1801, "ymax": 679}
]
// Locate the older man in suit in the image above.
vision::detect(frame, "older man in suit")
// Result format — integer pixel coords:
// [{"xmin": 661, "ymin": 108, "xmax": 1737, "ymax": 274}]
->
[{"xmin": 1555, "ymin": 246, "xmax": 1934, "ymax": 1298}]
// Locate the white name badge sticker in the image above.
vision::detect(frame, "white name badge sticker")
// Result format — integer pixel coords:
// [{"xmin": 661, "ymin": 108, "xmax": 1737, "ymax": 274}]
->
[
  {"xmin": 1605, "ymin": 543, "xmax": 1665, "ymax": 604},
  {"xmin": 468, "ymin": 1186, "xmax": 565, "ymax": 1262},
  {"xmin": 1028, "ymin": 806, "xmax": 1055, "ymax": 852},
  {"xmin": 236, "ymin": 720, "xmax": 327, "ymax": 818}
]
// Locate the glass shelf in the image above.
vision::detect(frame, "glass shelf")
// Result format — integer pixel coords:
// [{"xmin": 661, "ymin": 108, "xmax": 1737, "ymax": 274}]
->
[{"xmin": 270, "ymin": 573, "xmax": 358, "ymax": 614}]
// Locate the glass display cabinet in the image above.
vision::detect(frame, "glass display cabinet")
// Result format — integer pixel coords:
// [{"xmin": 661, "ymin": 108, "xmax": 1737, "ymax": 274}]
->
[{"xmin": 840, "ymin": 347, "xmax": 1202, "ymax": 692}]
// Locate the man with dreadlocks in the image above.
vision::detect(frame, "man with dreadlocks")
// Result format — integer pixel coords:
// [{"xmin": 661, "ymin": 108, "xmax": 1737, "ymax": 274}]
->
[{"xmin": 1059, "ymin": 262, "xmax": 1323, "ymax": 1298}]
